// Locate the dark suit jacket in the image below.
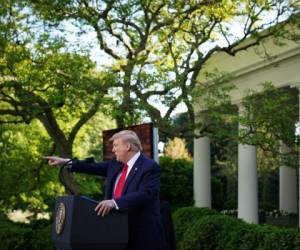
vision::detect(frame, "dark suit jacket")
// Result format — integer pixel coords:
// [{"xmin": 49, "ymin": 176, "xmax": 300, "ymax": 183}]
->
[{"xmin": 71, "ymin": 153, "xmax": 166, "ymax": 250}]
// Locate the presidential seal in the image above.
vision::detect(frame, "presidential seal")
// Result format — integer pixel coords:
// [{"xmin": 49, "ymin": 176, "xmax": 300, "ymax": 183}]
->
[{"xmin": 55, "ymin": 202, "xmax": 66, "ymax": 235}]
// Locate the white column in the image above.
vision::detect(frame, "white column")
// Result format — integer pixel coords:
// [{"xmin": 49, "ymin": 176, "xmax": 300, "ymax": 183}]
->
[
  {"xmin": 152, "ymin": 127, "xmax": 159, "ymax": 163},
  {"xmin": 296, "ymin": 85, "xmax": 300, "ymax": 227},
  {"xmin": 194, "ymin": 136, "xmax": 211, "ymax": 208},
  {"xmin": 279, "ymin": 142, "xmax": 297, "ymax": 213},
  {"xmin": 238, "ymin": 104, "xmax": 258, "ymax": 224}
]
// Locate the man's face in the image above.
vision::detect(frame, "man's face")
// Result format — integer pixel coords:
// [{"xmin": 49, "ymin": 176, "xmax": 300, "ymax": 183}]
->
[{"xmin": 112, "ymin": 137, "xmax": 130, "ymax": 163}]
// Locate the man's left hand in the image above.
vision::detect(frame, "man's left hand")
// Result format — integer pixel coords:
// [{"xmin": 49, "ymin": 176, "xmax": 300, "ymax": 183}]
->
[{"xmin": 95, "ymin": 200, "xmax": 116, "ymax": 217}]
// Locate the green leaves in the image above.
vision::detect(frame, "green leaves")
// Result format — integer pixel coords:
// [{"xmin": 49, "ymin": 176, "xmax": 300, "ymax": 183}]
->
[
  {"xmin": 238, "ymin": 82, "xmax": 299, "ymax": 167},
  {"xmin": 0, "ymin": 121, "xmax": 55, "ymax": 213},
  {"xmin": 26, "ymin": 0, "xmax": 299, "ymax": 134}
]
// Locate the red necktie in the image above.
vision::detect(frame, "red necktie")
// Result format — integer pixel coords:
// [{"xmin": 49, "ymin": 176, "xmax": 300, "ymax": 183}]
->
[{"xmin": 114, "ymin": 164, "xmax": 128, "ymax": 199}]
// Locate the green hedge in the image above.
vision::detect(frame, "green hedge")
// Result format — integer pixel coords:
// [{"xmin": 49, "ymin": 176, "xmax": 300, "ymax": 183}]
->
[
  {"xmin": 159, "ymin": 156, "xmax": 226, "ymax": 210},
  {"xmin": 159, "ymin": 157, "xmax": 194, "ymax": 207},
  {"xmin": 173, "ymin": 206, "xmax": 218, "ymax": 245},
  {"xmin": 173, "ymin": 207, "xmax": 300, "ymax": 250},
  {"xmin": 0, "ymin": 218, "xmax": 54, "ymax": 250}
]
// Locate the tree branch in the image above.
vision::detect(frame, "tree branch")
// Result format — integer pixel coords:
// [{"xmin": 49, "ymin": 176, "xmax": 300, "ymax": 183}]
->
[{"xmin": 68, "ymin": 101, "xmax": 101, "ymax": 145}]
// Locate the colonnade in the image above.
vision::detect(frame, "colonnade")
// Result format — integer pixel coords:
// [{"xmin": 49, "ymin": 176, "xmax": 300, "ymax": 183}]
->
[{"xmin": 193, "ymin": 90, "xmax": 299, "ymax": 224}]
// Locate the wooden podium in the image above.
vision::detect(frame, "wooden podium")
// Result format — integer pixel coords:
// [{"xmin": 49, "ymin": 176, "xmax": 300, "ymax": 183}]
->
[{"xmin": 52, "ymin": 195, "xmax": 128, "ymax": 250}]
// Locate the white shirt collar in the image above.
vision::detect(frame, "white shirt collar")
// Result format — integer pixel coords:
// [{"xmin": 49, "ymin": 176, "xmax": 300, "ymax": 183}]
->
[{"xmin": 126, "ymin": 151, "xmax": 141, "ymax": 178}]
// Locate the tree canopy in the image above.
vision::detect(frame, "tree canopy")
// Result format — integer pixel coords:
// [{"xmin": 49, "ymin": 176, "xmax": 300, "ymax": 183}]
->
[{"xmin": 27, "ymin": 0, "xmax": 300, "ymax": 136}]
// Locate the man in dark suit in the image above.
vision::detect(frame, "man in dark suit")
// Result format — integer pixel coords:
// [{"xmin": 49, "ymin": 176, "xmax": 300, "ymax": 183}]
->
[{"xmin": 45, "ymin": 130, "xmax": 166, "ymax": 250}]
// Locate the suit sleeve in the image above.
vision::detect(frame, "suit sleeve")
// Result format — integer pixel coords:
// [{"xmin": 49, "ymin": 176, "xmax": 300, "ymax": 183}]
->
[
  {"xmin": 114, "ymin": 162, "xmax": 160, "ymax": 209},
  {"xmin": 70, "ymin": 157, "xmax": 109, "ymax": 177}
]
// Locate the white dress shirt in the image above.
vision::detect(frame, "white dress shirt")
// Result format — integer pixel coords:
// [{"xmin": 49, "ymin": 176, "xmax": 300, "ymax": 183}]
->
[
  {"xmin": 113, "ymin": 151, "xmax": 141, "ymax": 192},
  {"xmin": 113, "ymin": 151, "xmax": 141, "ymax": 209}
]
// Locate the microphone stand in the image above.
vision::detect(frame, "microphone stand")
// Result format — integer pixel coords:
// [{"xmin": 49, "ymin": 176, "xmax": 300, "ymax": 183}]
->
[{"xmin": 59, "ymin": 159, "xmax": 76, "ymax": 195}]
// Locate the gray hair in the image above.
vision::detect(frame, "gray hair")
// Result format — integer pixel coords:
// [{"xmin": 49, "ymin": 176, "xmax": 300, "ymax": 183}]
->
[{"xmin": 110, "ymin": 130, "xmax": 142, "ymax": 152}]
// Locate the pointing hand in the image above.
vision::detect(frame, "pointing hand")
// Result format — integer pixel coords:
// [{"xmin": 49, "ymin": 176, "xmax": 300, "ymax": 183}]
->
[{"xmin": 43, "ymin": 156, "xmax": 70, "ymax": 166}]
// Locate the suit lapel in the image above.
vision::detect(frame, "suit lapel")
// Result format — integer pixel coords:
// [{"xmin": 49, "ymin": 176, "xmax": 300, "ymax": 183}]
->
[{"xmin": 122, "ymin": 154, "xmax": 143, "ymax": 195}]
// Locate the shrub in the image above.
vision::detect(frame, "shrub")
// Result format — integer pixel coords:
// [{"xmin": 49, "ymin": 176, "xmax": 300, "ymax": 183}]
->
[
  {"xmin": 0, "ymin": 218, "xmax": 54, "ymax": 250},
  {"xmin": 159, "ymin": 156, "xmax": 229, "ymax": 210},
  {"xmin": 211, "ymin": 176, "xmax": 225, "ymax": 211},
  {"xmin": 179, "ymin": 214, "xmax": 248, "ymax": 250},
  {"xmin": 159, "ymin": 157, "xmax": 193, "ymax": 207},
  {"xmin": 172, "ymin": 207, "xmax": 218, "ymax": 244},
  {"xmin": 261, "ymin": 226, "xmax": 298, "ymax": 250},
  {"xmin": 173, "ymin": 206, "xmax": 300, "ymax": 250}
]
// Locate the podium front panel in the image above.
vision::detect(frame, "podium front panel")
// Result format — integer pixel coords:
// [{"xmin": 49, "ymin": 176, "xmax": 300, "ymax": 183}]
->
[{"xmin": 52, "ymin": 195, "xmax": 128, "ymax": 250}]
